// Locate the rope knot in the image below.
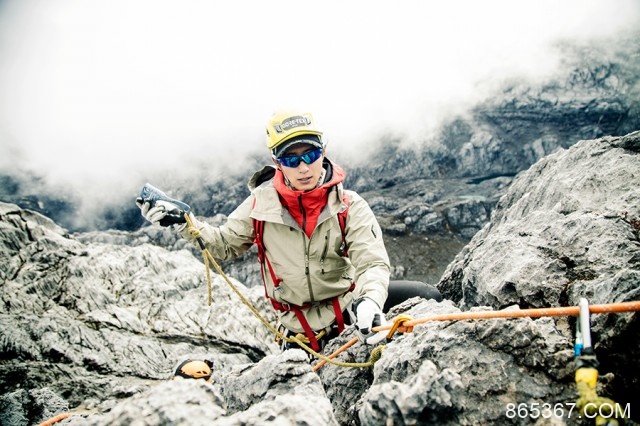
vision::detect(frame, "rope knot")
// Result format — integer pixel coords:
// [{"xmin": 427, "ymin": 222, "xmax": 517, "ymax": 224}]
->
[{"xmin": 188, "ymin": 226, "xmax": 202, "ymax": 239}]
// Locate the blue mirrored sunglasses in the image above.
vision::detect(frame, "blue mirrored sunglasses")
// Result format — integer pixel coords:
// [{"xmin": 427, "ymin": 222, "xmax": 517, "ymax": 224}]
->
[{"xmin": 277, "ymin": 148, "xmax": 323, "ymax": 168}]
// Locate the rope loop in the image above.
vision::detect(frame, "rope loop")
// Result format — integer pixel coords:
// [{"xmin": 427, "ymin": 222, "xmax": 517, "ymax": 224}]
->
[{"xmin": 368, "ymin": 345, "xmax": 386, "ymax": 364}]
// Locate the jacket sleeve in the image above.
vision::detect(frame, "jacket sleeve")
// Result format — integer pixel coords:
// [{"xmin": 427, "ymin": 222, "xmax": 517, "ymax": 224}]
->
[
  {"xmin": 178, "ymin": 195, "xmax": 256, "ymax": 261},
  {"xmin": 345, "ymin": 191, "xmax": 390, "ymax": 309}
]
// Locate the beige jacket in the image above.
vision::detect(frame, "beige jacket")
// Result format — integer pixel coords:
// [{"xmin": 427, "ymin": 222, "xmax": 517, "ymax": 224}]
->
[{"xmin": 180, "ymin": 162, "xmax": 390, "ymax": 333}]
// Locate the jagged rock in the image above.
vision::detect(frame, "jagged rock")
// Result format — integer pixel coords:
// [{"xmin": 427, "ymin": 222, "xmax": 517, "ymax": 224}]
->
[
  {"xmin": 62, "ymin": 351, "xmax": 338, "ymax": 426},
  {"xmin": 317, "ymin": 299, "xmax": 575, "ymax": 425},
  {"xmin": 219, "ymin": 350, "xmax": 338, "ymax": 425},
  {"xmin": 439, "ymin": 197, "xmax": 492, "ymax": 238},
  {"xmin": 72, "ymin": 380, "xmax": 227, "ymax": 425},
  {"xmin": 0, "ymin": 202, "xmax": 278, "ymax": 425},
  {"xmin": 0, "ymin": 388, "xmax": 69, "ymax": 426},
  {"xmin": 439, "ymin": 131, "xmax": 640, "ymax": 311},
  {"xmin": 439, "ymin": 130, "xmax": 640, "ymax": 404},
  {"xmin": 2, "ymin": 126, "xmax": 640, "ymax": 425},
  {"xmin": 75, "ymin": 215, "xmax": 264, "ymax": 289}
]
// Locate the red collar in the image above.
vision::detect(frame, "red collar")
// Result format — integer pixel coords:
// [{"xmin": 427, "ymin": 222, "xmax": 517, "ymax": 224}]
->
[{"xmin": 274, "ymin": 162, "xmax": 345, "ymax": 237}]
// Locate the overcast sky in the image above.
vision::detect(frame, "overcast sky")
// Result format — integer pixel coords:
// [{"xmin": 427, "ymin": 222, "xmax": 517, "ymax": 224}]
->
[{"xmin": 0, "ymin": 0, "xmax": 638, "ymax": 224}]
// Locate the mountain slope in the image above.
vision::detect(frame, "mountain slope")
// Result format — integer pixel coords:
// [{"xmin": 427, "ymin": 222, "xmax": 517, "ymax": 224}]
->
[{"xmin": 1, "ymin": 130, "xmax": 638, "ymax": 425}]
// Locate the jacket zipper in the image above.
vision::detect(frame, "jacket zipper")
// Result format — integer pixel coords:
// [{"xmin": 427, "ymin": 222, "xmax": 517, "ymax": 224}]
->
[
  {"xmin": 297, "ymin": 193, "xmax": 316, "ymax": 301},
  {"xmin": 303, "ymin": 234, "xmax": 315, "ymax": 302},
  {"xmin": 320, "ymin": 229, "xmax": 330, "ymax": 274},
  {"xmin": 298, "ymin": 195, "xmax": 307, "ymax": 235}
]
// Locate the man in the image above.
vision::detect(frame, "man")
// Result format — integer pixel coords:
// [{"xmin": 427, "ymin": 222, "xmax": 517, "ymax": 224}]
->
[{"xmin": 138, "ymin": 111, "xmax": 440, "ymax": 351}]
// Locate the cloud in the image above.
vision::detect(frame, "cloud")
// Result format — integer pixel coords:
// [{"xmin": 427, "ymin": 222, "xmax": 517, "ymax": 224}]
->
[{"xmin": 0, "ymin": 0, "xmax": 638, "ymax": 228}]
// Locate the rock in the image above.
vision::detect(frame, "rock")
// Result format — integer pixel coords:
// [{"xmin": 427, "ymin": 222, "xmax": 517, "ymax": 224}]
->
[
  {"xmin": 0, "ymin": 202, "xmax": 278, "ymax": 425},
  {"xmin": 316, "ymin": 298, "xmax": 575, "ymax": 425},
  {"xmin": 0, "ymin": 388, "xmax": 69, "ymax": 426},
  {"xmin": 439, "ymin": 131, "xmax": 640, "ymax": 403},
  {"xmin": 439, "ymin": 132, "xmax": 640, "ymax": 311},
  {"xmin": 2, "ymin": 137, "xmax": 639, "ymax": 423},
  {"xmin": 220, "ymin": 350, "xmax": 338, "ymax": 425},
  {"xmin": 76, "ymin": 380, "xmax": 227, "ymax": 426}
]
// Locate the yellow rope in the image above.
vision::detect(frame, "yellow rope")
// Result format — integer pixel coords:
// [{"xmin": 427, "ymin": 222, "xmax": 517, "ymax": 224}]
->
[{"xmin": 184, "ymin": 214, "xmax": 379, "ymax": 369}]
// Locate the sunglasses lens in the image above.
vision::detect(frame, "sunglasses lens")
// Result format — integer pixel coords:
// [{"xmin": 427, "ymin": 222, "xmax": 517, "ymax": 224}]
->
[
  {"xmin": 279, "ymin": 156, "xmax": 301, "ymax": 168},
  {"xmin": 302, "ymin": 149, "xmax": 322, "ymax": 164},
  {"xmin": 278, "ymin": 149, "xmax": 322, "ymax": 168}
]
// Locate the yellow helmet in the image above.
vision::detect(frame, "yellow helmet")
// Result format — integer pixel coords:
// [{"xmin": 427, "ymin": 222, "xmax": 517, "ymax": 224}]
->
[
  {"xmin": 266, "ymin": 111, "xmax": 323, "ymax": 152},
  {"xmin": 173, "ymin": 359, "xmax": 213, "ymax": 382}
]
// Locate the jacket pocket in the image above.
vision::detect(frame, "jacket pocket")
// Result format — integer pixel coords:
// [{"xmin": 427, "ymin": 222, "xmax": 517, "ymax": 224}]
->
[{"xmin": 320, "ymin": 229, "xmax": 331, "ymax": 274}]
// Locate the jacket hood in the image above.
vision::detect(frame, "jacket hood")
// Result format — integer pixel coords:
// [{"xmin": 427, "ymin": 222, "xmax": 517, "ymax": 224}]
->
[{"xmin": 248, "ymin": 165, "xmax": 277, "ymax": 191}]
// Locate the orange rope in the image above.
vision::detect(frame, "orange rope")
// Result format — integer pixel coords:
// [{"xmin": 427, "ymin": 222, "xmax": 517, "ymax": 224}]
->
[
  {"xmin": 37, "ymin": 412, "xmax": 73, "ymax": 426},
  {"xmin": 385, "ymin": 314, "xmax": 414, "ymax": 339},
  {"xmin": 312, "ymin": 337, "xmax": 359, "ymax": 372},
  {"xmin": 371, "ymin": 300, "xmax": 640, "ymax": 332},
  {"xmin": 314, "ymin": 300, "xmax": 640, "ymax": 372}
]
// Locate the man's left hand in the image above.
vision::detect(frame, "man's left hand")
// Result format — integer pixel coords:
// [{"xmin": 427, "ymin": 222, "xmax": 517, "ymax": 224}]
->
[{"xmin": 351, "ymin": 297, "xmax": 387, "ymax": 345}]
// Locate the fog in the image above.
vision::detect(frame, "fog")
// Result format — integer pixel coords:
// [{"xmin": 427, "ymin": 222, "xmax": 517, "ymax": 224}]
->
[{"xmin": 0, "ymin": 0, "xmax": 638, "ymax": 229}]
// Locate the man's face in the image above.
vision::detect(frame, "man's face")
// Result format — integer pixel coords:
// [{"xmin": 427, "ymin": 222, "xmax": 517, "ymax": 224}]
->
[{"xmin": 276, "ymin": 144, "xmax": 325, "ymax": 191}]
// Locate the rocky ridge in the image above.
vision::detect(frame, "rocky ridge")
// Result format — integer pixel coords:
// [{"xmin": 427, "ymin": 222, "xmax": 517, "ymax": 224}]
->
[{"xmin": 1, "ymin": 130, "xmax": 638, "ymax": 425}]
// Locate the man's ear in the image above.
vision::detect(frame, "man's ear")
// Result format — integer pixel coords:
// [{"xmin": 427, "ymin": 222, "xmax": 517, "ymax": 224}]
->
[{"xmin": 272, "ymin": 157, "xmax": 281, "ymax": 170}]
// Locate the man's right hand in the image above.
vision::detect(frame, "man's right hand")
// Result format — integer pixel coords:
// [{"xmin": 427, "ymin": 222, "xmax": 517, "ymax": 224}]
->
[{"xmin": 136, "ymin": 198, "xmax": 188, "ymax": 227}]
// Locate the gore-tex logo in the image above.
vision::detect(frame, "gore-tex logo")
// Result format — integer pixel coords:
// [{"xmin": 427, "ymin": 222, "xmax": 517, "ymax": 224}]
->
[{"xmin": 274, "ymin": 115, "xmax": 310, "ymax": 133}]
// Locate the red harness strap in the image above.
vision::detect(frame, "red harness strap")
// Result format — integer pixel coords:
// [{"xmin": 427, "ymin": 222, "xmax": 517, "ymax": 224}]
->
[
  {"xmin": 252, "ymin": 195, "xmax": 351, "ymax": 351},
  {"xmin": 252, "ymin": 216, "xmax": 282, "ymax": 295},
  {"xmin": 268, "ymin": 286, "xmax": 354, "ymax": 351}
]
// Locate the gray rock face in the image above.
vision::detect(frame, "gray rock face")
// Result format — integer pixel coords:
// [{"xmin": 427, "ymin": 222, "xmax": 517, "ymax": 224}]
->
[
  {"xmin": 0, "ymin": 202, "xmax": 277, "ymax": 423},
  {"xmin": 68, "ymin": 351, "xmax": 337, "ymax": 426},
  {"xmin": 439, "ymin": 131, "xmax": 640, "ymax": 407},
  {"xmin": 439, "ymin": 132, "xmax": 640, "ymax": 310},
  {"xmin": 1, "ymin": 131, "xmax": 639, "ymax": 425},
  {"xmin": 316, "ymin": 299, "xmax": 575, "ymax": 425}
]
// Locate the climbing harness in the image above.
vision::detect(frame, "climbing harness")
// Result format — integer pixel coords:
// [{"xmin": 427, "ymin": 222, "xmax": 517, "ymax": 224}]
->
[
  {"xmin": 276, "ymin": 326, "xmax": 328, "ymax": 351},
  {"xmin": 250, "ymin": 195, "xmax": 351, "ymax": 352}
]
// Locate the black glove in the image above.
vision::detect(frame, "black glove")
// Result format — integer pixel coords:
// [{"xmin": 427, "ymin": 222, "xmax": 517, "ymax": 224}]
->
[{"xmin": 136, "ymin": 198, "xmax": 188, "ymax": 227}]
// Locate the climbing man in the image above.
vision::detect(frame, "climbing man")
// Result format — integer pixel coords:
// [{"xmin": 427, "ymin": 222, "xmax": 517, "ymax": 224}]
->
[{"xmin": 137, "ymin": 111, "xmax": 441, "ymax": 352}]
